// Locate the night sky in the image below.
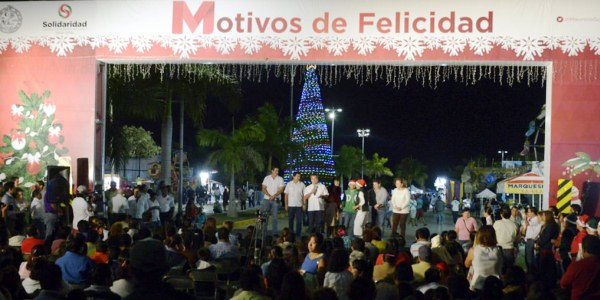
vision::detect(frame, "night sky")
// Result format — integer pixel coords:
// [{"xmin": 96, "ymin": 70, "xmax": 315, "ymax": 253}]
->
[{"xmin": 134, "ymin": 66, "xmax": 546, "ymax": 185}]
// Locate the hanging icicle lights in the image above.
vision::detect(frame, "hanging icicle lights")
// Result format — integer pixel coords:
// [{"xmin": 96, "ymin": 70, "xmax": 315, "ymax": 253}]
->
[
  {"xmin": 107, "ymin": 63, "xmax": 557, "ymax": 89},
  {"xmin": 284, "ymin": 65, "xmax": 336, "ymax": 183}
]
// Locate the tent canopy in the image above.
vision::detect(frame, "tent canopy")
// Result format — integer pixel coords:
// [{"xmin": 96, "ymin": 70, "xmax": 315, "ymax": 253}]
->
[
  {"xmin": 410, "ymin": 185, "xmax": 424, "ymax": 194},
  {"xmin": 476, "ymin": 188, "xmax": 496, "ymax": 199},
  {"xmin": 501, "ymin": 172, "xmax": 544, "ymax": 195}
]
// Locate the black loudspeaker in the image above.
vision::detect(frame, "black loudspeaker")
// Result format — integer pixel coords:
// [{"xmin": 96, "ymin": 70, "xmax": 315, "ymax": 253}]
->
[
  {"xmin": 76, "ymin": 158, "xmax": 89, "ymax": 189},
  {"xmin": 582, "ymin": 182, "xmax": 600, "ymax": 217},
  {"xmin": 46, "ymin": 166, "xmax": 70, "ymax": 204}
]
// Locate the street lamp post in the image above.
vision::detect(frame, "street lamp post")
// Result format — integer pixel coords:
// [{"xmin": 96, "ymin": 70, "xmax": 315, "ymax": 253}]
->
[
  {"xmin": 324, "ymin": 108, "xmax": 342, "ymax": 155},
  {"xmin": 357, "ymin": 128, "xmax": 370, "ymax": 178},
  {"xmin": 498, "ymin": 150, "xmax": 508, "ymax": 165}
]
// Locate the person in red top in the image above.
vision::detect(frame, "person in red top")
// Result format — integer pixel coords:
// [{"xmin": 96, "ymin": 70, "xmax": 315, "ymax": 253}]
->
[
  {"xmin": 561, "ymin": 235, "xmax": 600, "ymax": 300},
  {"xmin": 570, "ymin": 215, "xmax": 589, "ymax": 260},
  {"xmin": 21, "ymin": 226, "xmax": 45, "ymax": 254}
]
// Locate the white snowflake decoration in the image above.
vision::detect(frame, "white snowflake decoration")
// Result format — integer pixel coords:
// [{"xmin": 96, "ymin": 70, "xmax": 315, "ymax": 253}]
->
[
  {"xmin": 264, "ymin": 36, "xmax": 283, "ymax": 50},
  {"xmin": 393, "ymin": 37, "xmax": 425, "ymax": 60},
  {"xmin": 541, "ymin": 36, "xmax": 561, "ymax": 51},
  {"xmin": 588, "ymin": 38, "xmax": 600, "ymax": 56},
  {"xmin": 239, "ymin": 36, "xmax": 263, "ymax": 55},
  {"xmin": 441, "ymin": 37, "xmax": 466, "ymax": 56},
  {"xmin": 10, "ymin": 37, "xmax": 31, "ymax": 53},
  {"xmin": 280, "ymin": 37, "xmax": 310, "ymax": 60},
  {"xmin": 309, "ymin": 36, "xmax": 328, "ymax": 50},
  {"xmin": 87, "ymin": 36, "xmax": 107, "ymax": 49},
  {"xmin": 74, "ymin": 36, "xmax": 90, "ymax": 47},
  {"xmin": 0, "ymin": 38, "xmax": 8, "ymax": 53},
  {"xmin": 213, "ymin": 36, "xmax": 237, "ymax": 55},
  {"xmin": 495, "ymin": 36, "xmax": 515, "ymax": 51},
  {"xmin": 170, "ymin": 36, "xmax": 200, "ymax": 58},
  {"xmin": 352, "ymin": 36, "xmax": 376, "ymax": 56},
  {"xmin": 107, "ymin": 37, "xmax": 130, "ymax": 54},
  {"xmin": 513, "ymin": 37, "xmax": 544, "ymax": 61},
  {"xmin": 469, "ymin": 36, "xmax": 494, "ymax": 56},
  {"xmin": 131, "ymin": 36, "xmax": 153, "ymax": 53},
  {"xmin": 377, "ymin": 36, "xmax": 397, "ymax": 51},
  {"xmin": 325, "ymin": 37, "xmax": 350, "ymax": 56},
  {"xmin": 48, "ymin": 36, "xmax": 75, "ymax": 56},
  {"xmin": 423, "ymin": 36, "xmax": 442, "ymax": 50},
  {"xmin": 154, "ymin": 36, "xmax": 172, "ymax": 48},
  {"xmin": 560, "ymin": 37, "xmax": 586, "ymax": 56}
]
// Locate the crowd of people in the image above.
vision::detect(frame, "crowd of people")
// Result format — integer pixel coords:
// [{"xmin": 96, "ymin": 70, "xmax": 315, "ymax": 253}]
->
[{"xmin": 1, "ymin": 171, "xmax": 600, "ymax": 300}]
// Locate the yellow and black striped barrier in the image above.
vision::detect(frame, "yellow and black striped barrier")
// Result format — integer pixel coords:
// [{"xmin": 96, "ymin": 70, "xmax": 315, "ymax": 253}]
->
[{"xmin": 557, "ymin": 179, "xmax": 572, "ymax": 214}]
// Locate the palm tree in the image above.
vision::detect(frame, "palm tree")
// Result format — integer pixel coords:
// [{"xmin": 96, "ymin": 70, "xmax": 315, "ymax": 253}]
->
[
  {"xmin": 197, "ymin": 122, "xmax": 265, "ymax": 217},
  {"xmin": 334, "ymin": 145, "xmax": 363, "ymax": 187},
  {"xmin": 248, "ymin": 103, "xmax": 294, "ymax": 171},
  {"xmin": 107, "ymin": 65, "xmax": 241, "ymax": 186},
  {"xmin": 364, "ymin": 153, "xmax": 394, "ymax": 179},
  {"xmin": 395, "ymin": 157, "xmax": 429, "ymax": 188}
]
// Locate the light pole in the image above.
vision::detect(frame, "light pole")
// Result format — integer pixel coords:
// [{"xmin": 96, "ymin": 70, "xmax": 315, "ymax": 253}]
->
[
  {"xmin": 498, "ymin": 150, "xmax": 508, "ymax": 164},
  {"xmin": 357, "ymin": 128, "xmax": 370, "ymax": 178},
  {"xmin": 324, "ymin": 107, "xmax": 342, "ymax": 155}
]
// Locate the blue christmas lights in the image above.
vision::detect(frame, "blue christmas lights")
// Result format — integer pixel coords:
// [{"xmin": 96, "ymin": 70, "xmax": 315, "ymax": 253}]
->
[{"xmin": 285, "ymin": 66, "xmax": 336, "ymax": 183}]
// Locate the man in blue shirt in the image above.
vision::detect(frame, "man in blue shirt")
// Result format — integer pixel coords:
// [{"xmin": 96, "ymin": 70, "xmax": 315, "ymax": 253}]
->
[{"xmin": 55, "ymin": 233, "xmax": 96, "ymax": 287}]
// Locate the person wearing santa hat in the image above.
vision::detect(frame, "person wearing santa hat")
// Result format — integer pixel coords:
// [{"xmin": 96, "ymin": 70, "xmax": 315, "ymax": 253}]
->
[
  {"xmin": 340, "ymin": 180, "xmax": 358, "ymax": 236},
  {"xmin": 586, "ymin": 218, "xmax": 599, "ymax": 237},
  {"xmin": 571, "ymin": 214, "xmax": 589, "ymax": 262},
  {"xmin": 352, "ymin": 179, "xmax": 369, "ymax": 238}
]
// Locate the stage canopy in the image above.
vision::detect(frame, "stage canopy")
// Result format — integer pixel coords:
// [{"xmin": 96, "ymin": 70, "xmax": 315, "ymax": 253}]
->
[{"xmin": 501, "ymin": 172, "xmax": 544, "ymax": 195}]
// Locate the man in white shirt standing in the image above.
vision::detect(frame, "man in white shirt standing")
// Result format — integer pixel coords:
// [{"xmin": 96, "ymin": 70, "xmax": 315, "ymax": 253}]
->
[
  {"xmin": 72, "ymin": 185, "xmax": 94, "ymax": 228},
  {"xmin": 370, "ymin": 179, "xmax": 389, "ymax": 234},
  {"xmin": 128, "ymin": 188, "xmax": 140, "ymax": 221},
  {"xmin": 303, "ymin": 174, "xmax": 329, "ymax": 234},
  {"xmin": 284, "ymin": 172, "xmax": 305, "ymax": 238},
  {"xmin": 522, "ymin": 206, "xmax": 541, "ymax": 275},
  {"xmin": 262, "ymin": 167, "xmax": 285, "ymax": 235},
  {"xmin": 494, "ymin": 207, "xmax": 518, "ymax": 272},
  {"xmin": 135, "ymin": 186, "xmax": 150, "ymax": 221},
  {"xmin": 157, "ymin": 185, "xmax": 175, "ymax": 225},
  {"xmin": 451, "ymin": 198, "xmax": 460, "ymax": 224},
  {"xmin": 110, "ymin": 189, "xmax": 129, "ymax": 223}
]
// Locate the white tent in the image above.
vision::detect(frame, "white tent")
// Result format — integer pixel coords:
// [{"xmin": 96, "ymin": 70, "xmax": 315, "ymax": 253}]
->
[
  {"xmin": 476, "ymin": 188, "xmax": 496, "ymax": 199},
  {"xmin": 410, "ymin": 185, "xmax": 424, "ymax": 194}
]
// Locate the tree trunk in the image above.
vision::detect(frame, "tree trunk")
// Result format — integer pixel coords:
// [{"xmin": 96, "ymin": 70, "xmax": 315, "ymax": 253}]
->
[
  {"xmin": 227, "ymin": 171, "xmax": 238, "ymax": 218},
  {"xmin": 267, "ymin": 155, "xmax": 273, "ymax": 173},
  {"xmin": 161, "ymin": 94, "xmax": 173, "ymax": 186}
]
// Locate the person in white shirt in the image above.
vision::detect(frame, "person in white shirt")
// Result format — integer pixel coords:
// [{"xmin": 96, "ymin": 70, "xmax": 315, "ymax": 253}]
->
[
  {"xmin": 370, "ymin": 179, "xmax": 389, "ymax": 234},
  {"xmin": 522, "ymin": 206, "xmax": 541, "ymax": 275},
  {"xmin": 493, "ymin": 207, "xmax": 518, "ymax": 271},
  {"xmin": 135, "ymin": 187, "xmax": 150, "ymax": 221},
  {"xmin": 352, "ymin": 179, "xmax": 368, "ymax": 237},
  {"xmin": 284, "ymin": 172, "xmax": 305, "ymax": 238},
  {"xmin": 30, "ymin": 189, "xmax": 46, "ymax": 237},
  {"xmin": 127, "ymin": 188, "xmax": 140, "ymax": 220},
  {"xmin": 110, "ymin": 189, "xmax": 129, "ymax": 223},
  {"xmin": 157, "ymin": 186, "xmax": 175, "ymax": 224},
  {"xmin": 391, "ymin": 178, "xmax": 410, "ymax": 237},
  {"xmin": 146, "ymin": 190, "xmax": 161, "ymax": 228},
  {"xmin": 261, "ymin": 167, "xmax": 285, "ymax": 235},
  {"xmin": 451, "ymin": 198, "xmax": 460, "ymax": 224},
  {"xmin": 72, "ymin": 185, "xmax": 94, "ymax": 228},
  {"xmin": 303, "ymin": 174, "xmax": 329, "ymax": 234}
]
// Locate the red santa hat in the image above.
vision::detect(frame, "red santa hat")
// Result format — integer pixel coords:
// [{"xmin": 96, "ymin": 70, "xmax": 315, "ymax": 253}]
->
[
  {"xmin": 356, "ymin": 179, "xmax": 367, "ymax": 188},
  {"xmin": 348, "ymin": 180, "xmax": 357, "ymax": 186},
  {"xmin": 577, "ymin": 214, "xmax": 590, "ymax": 228}
]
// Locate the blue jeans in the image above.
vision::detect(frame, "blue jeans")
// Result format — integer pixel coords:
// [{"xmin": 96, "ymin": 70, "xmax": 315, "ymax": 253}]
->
[
  {"xmin": 261, "ymin": 198, "xmax": 279, "ymax": 235},
  {"xmin": 436, "ymin": 211, "xmax": 444, "ymax": 224},
  {"xmin": 307, "ymin": 211, "xmax": 323, "ymax": 234},
  {"xmin": 340, "ymin": 212, "xmax": 355, "ymax": 236},
  {"xmin": 375, "ymin": 209, "xmax": 386, "ymax": 234},
  {"xmin": 288, "ymin": 206, "xmax": 303, "ymax": 238}
]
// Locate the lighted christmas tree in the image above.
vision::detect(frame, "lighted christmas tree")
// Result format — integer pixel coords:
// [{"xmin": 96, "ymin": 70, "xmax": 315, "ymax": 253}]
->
[{"xmin": 285, "ymin": 66, "xmax": 336, "ymax": 183}]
